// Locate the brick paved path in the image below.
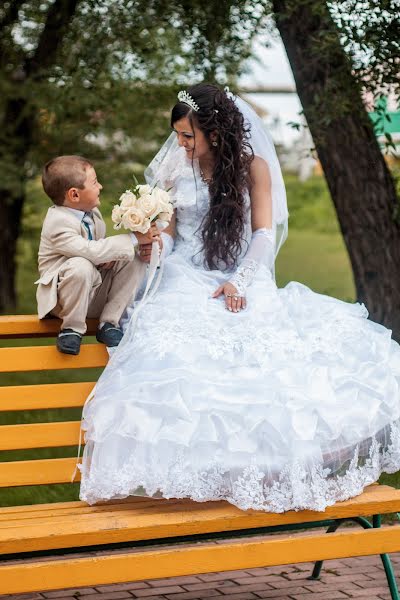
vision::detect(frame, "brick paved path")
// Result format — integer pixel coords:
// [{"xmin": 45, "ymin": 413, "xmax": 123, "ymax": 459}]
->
[{"xmin": 1, "ymin": 553, "xmax": 398, "ymax": 600}]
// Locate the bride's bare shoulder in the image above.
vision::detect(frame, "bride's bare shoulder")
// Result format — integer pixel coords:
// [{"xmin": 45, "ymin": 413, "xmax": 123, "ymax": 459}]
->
[
  {"xmin": 249, "ymin": 155, "xmax": 271, "ymax": 187},
  {"xmin": 250, "ymin": 155, "xmax": 270, "ymax": 174}
]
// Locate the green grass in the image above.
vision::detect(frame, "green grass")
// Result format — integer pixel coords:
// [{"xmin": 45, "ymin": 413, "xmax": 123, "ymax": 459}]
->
[
  {"xmin": 1, "ymin": 172, "xmax": 398, "ymax": 507},
  {"xmin": 276, "ymin": 230, "xmax": 355, "ymax": 301}
]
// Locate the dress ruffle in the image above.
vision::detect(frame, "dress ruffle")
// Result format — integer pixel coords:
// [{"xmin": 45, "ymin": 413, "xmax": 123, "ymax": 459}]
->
[{"xmin": 79, "ymin": 252, "xmax": 400, "ymax": 510}]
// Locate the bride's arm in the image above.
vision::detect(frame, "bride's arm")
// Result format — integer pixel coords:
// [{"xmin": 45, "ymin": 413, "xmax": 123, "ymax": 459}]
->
[
  {"xmin": 213, "ymin": 157, "xmax": 275, "ymax": 312},
  {"xmin": 248, "ymin": 155, "xmax": 273, "ymax": 231}
]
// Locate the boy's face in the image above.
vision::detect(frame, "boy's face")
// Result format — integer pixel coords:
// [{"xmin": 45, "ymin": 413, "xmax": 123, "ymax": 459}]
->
[{"xmin": 65, "ymin": 167, "xmax": 103, "ymax": 211}]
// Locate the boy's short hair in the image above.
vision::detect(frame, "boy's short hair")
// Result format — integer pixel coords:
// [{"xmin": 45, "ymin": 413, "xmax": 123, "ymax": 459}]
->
[{"xmin": 42, "ymin": 155, "xmax": 93, "ymax": 205}]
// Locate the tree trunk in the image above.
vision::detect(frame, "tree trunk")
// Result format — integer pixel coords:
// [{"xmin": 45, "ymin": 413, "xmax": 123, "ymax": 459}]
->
[
  {"xmin": 272, "ymin": 0, "xmax": 400, "ymax": 338},
  {"xmin": 0, "ymin": 94, "xmax": 32, "ymax": 312},
  {"xmin": 0, "ymin": 190, "xmax": 24, "ymax": 310},
  {"xmin": 0, "ymin": 0, "xmax": 80, "ymax": 312}
]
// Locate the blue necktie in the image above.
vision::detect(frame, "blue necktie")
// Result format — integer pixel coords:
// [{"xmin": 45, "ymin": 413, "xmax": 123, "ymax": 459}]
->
[{"xmin": 82, "ymin": 212, "xmax": 93, "ymax": 240}]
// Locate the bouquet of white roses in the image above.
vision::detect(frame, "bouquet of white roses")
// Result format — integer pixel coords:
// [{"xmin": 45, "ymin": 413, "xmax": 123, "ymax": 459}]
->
[{"xmin": 111, "ymin": 182, "xmax": 173, "ymax": 233}]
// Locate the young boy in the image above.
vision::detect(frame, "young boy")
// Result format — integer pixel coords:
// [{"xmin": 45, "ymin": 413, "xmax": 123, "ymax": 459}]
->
[{"xmin": 36, "ymin": 155, "xmax": 159, "ymax": 355}]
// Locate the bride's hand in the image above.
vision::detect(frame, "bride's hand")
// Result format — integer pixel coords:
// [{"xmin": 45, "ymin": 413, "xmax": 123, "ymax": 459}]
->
[
  {"xmin": 135, "ymin": 223, "xmax": 160, "ymax": 246},
  {"xmin": 138, "ymin": 236, "xmax": 163, "ymax": 263},
  {"xmin": 212, "ymin": 282, "xmax": 246, "ymax": 313}
]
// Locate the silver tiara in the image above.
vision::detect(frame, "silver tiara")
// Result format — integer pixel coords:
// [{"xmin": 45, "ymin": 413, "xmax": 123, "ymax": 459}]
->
[{"xmin": 177, "ymin": 90, "xmax": 199, "ymax": 112}]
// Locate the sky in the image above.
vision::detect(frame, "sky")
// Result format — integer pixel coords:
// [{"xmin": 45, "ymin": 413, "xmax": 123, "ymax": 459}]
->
[{"xmin": 239, "ymin": 36, "xmax": 303, "ymax": 147}]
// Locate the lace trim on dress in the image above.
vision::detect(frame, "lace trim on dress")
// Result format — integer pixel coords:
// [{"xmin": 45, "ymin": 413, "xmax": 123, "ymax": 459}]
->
[
  {"xmin": 131, "ymin": 300, "xmax": 372, "ymax": 364},
  {"xmin": 79, "ymin": 420, "xmax": 400, "ymax": 510}
]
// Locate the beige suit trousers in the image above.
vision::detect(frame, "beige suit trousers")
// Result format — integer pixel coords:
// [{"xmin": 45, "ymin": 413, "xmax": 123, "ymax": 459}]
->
[{"xmin": 51, "ymin": 256, "xmax": 146, "ymax": 334}]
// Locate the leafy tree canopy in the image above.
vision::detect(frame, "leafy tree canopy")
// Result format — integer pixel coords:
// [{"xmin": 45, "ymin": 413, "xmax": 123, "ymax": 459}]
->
[{"xmin": 0, "ymin": 0, "xmax": 269, "ymax": 186}]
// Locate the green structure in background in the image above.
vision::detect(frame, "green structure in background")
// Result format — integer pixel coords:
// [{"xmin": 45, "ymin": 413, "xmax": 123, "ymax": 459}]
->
[{"xmin": 369, "ymin": 97, "xmax": 400, "ymax": 152}]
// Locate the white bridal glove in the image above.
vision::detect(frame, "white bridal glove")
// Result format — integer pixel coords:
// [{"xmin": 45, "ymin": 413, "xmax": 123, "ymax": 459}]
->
[
  {"xmin": 160, "ymin": 232, "xmax": 174, "ymax": 261},
  {"xmin": 228, "ymin": 227, "xmax": 275, "ymax": 296}
]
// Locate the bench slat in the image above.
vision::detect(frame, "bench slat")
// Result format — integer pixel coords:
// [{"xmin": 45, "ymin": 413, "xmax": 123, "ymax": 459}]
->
[
  {"xmin": 0, "ymin": 497, "xmax": 145, "ymax": 520},
  {"xmin": 0, "ymin": 457, "xmax": 80, "ymax": 487},
  {"xmin": 1, "ymin": 526, "xmax": 400, "ymax": 595},
  {"xmin": 0, "ymin": 382, "xmax": 95, "ymax": 411},
  {"xmin": 0, "ymin": 421, "xmax": 82, "ymax": 450},
  {"xmin": 0, "ymin": 345, "xmax": 107, "ymax": 372},
  {"xmin": 0, "ymin": 315, "xmax": 98, "ymax": 338},
  {"xmin": 0, "ymin": 485, "xmax": 399, "ymax": 554}
]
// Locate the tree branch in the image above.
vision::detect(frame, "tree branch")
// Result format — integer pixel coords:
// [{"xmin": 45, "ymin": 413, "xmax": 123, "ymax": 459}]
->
[{"xmin": 25, "ymin": 0, "xmax": 81, "ymax": 78}]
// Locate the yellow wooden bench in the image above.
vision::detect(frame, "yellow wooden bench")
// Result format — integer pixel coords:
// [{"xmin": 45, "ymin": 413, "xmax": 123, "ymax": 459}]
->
[{"xmin": 0, "ymin": 315, "xmax": 399, "ymax": 598}]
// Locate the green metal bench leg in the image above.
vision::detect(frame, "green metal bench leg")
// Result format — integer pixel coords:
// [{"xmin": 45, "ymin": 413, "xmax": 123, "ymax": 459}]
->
[
  {"xmin": 308, "ymin": 515, "xmax": 399, "ymax": 600},
  {"xmin": 308, "ymin": 520, "xmax": 342, "ymax": 580},
  {"xmin": 308, "ymin": 517, "xmax": 371, "ymax": 580},
  {"xmin": 373, "ymin": 514, "xmax": 400, "ymax": 600}
]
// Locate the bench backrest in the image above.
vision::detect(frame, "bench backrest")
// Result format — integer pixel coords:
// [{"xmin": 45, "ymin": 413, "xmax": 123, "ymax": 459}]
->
[{"xmin": 0, "ymin": 316, "xmax": 107, "ymax": 491}]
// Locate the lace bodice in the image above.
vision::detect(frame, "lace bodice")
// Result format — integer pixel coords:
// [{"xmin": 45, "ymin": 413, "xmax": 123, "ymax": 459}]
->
[{"xmin": 165, "ymin": 148, "xmax": 252, "ymax": 270}]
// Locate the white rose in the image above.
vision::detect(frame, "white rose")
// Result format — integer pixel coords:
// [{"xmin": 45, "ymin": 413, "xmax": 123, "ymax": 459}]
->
[
  {"xmin": 137, "ymin": 184, "xmax": 152, "ymax": 196},
  {"xmin": 151, "ymin": 188, "xmax": 173, "ymax": 220},
  {"xmin": 136, "ymin": 193, "xmax": 159, "ymax": 221},
  {"xmin": 119, "ymin": 190, "xmax": 137, "ymax": 208},
  {"xmin": 152, "ymin": 187, "xmax": 170, "ymax": 205},
  {"xmin": 121, "ymin": 206, "xmax": 149, "ymax": 233},
  {"xmin": 111, "ymin": 205, "xmax": 124, "ymax": 225},
  {"xmin": 136, "ymin": 217, "xmax": 151, "ymax": 234},
  {"xmin": 155, "ymin": 198, "xmax": 173, "ymax": 221}
]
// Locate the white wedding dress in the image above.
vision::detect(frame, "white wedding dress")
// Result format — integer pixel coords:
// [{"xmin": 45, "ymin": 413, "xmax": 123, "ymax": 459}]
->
[{"xmin": 79, "ymin": 156, "xmax": 400, "ymax": 512}]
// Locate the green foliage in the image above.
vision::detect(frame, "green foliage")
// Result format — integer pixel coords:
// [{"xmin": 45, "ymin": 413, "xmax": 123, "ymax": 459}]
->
[
  {"xmin": 330, "ymin": 1, "xmax": 400, "ymax": 101},
  {"xmin": 272, "ymin": 0, "xmax": 370, "ymax": 152},
  {"xmin": 0, "ymin": 0, "xmax": 269, "ymax": 196},
  {"xmin": 330, "ymin": 1, "xmax": 400, "ymax": 157},
  {"xmin": 0, "ymin": 0, "xmax": 271, "ymax": 310},
  {"xmin": 161, "ymin": 0, "xmax": 270, "ymax": 81},
  {"xmin": 273, "ymin": 0, "xmax": 399, "ymax": 154}
]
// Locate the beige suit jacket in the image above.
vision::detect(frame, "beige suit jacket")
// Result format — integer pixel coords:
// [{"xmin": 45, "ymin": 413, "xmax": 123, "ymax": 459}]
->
[{"xmin": 36, "ymin": 205, "xmax": 136, "ymax": 319}]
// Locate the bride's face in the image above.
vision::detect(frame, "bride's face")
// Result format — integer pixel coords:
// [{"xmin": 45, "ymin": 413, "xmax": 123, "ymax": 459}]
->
[{"xmin": 173, "ymin": 116, "xmax": 211, "ymax": 160}]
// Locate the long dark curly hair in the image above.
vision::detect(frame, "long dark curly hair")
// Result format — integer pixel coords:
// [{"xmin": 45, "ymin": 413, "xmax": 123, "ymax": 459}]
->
[{"xmin": 171, "ymin": 83, "xmax": 254, "ymax": 270}]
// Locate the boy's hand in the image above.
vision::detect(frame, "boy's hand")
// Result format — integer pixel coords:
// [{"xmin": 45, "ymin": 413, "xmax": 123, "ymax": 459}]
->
[{"xmin": 135, "ymin": 223, "xmax": 160, "ymax": 246}]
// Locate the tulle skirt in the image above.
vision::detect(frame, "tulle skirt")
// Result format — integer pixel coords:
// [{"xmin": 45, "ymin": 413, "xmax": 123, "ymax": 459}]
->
[{"xmin": 79, "ymin": 252, "xmax": 400, "ymax": 511}]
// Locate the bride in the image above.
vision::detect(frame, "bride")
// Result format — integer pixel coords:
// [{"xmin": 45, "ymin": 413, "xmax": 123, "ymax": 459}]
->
[{"xmin": 79, "ymin": 83, "xmax": 400, "ymax": 512}]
